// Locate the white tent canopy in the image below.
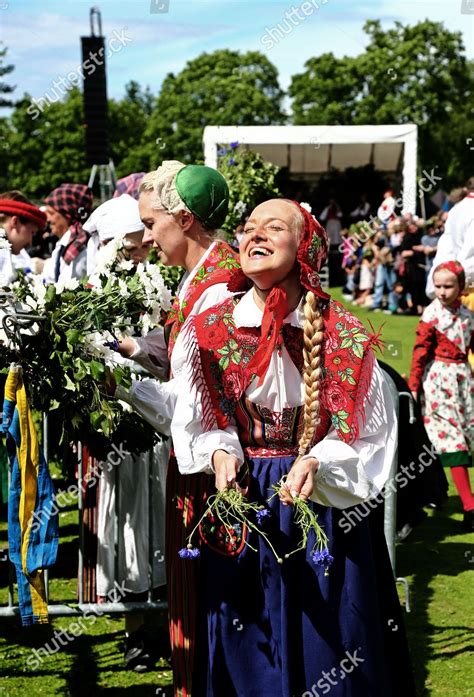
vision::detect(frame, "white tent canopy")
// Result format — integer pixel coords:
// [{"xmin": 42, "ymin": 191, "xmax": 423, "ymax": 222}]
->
[{"xmin": 203, "ymin": 125, "xmax": 418, "ymax": 214}]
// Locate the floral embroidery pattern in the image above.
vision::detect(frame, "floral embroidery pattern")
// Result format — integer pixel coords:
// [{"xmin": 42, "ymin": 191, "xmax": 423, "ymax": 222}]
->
[
  {"xmin": 192, "ymin": 297, "xmax": 376, "ymax": 445},
  {"xmin": 165, "ymin": 240, "xmax": 239, "ymax": 356}
]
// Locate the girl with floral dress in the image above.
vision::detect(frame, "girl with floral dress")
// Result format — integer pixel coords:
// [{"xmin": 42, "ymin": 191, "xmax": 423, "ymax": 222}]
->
[
  {"xmin": 409, "ymin": 260, "xmax": 474, "ymax": 531},
  {"xmin": 171, "ymin": 199, "xmax": 416, "ymax": 697}
]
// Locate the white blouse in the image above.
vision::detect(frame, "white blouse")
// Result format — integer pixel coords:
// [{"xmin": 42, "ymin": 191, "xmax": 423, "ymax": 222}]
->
[
  {"xmin": 170, "ymin": 288, "xmax": 398, "ymax": 510},
  {"xmin": 41, "ymin": 230, "xmax": 88, "ymax": 284},
  {"xmin": 116, "ymin": 241, "xmax": 234, "ymax": 434}
]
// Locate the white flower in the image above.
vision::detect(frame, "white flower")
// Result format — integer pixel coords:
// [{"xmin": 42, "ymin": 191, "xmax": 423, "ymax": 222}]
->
[
  {"xmin": 30, "ymin": 275, "xmax": 47, "ymax": 309},
  {"xmin": 117, "ymin": 259, "xmax": 134, "ymax": 272},
  {"xmin": 233, "ymin": 200, "xmax": 247, "ymax": 216},
  {"xmin": 55, "ymin": 277, "xmax": 80, "ymax": 294},
  {"xmin": 118, "ymin": 279, "xmax": 129, "ymax": 298},
  {"xmin": 92, "ymin": 232, "xmax": 127, "ymax": 277},
  {"xmin": 0, "ymin": 227, "xmax": 12, "ymax": 251},
  {"xmin": 300, "ymin": 202, "xmax": 312, "ymax": 213}
]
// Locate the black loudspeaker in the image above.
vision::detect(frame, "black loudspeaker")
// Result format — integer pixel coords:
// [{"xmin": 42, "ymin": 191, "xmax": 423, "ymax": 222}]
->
[{"xmin": 81, "ymin": 36, "xmax": 109, "ymax": 166}]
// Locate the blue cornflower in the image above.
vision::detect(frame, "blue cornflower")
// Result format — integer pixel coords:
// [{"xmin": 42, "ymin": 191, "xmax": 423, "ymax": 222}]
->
[
  {"xmin": 230, "ymin": 141, "xmax": 239, "ymax": 148},
  {"xmin": 229, "ymin": 158, "xmax": 236, "ymax": 166},
  {"xmin": 178, "ymin": 547, "xmax": 200, "ymax": 559},
  {"xmin": 256, "ymin": 508, "xmax": 271, "ymax": 525},
  {"xmin": 311, "ymin": 548, "xmax": 334, "ymax": 568},
  {"xmin": 218, "ymin": 147, "xmax": 228, "ymax": 156}
]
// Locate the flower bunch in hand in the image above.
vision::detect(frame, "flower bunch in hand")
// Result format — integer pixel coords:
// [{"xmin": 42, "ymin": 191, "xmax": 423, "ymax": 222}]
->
[{"xmin": 0, "ymin": 237, "xmax": 172, "ymax": 457}]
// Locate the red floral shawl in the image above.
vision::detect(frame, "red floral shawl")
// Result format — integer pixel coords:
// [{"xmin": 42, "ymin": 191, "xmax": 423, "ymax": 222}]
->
[
  {"xmin": 184, "ymin": 295, "xmax": 379, "ymax": 447},
  {"xmin": 164, "ymin": 239, "xmax": 240, "ymax": 358}
]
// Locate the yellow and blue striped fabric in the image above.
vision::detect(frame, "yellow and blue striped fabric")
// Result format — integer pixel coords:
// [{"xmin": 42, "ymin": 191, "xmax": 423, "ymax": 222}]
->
[{"xmin": 1, "ymin": 366, "xmax": 58, "ymax": 625}]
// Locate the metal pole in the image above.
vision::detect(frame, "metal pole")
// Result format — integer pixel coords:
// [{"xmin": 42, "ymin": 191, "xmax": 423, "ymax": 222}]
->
[
  {"xmin": 77, "ymin": 442, "xmax": 84, "ymax": 605},
  {"xmin": 148, "ymin": 448, "xmax": 153, "ymax": 601}
]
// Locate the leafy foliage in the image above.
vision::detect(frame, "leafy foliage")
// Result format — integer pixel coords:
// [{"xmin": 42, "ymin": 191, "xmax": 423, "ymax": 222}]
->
[
  {"xmin": 218, "ymin": 143, "xmax": 281, "ymax": 239},
  {"xmin": 0, "ymin": 249, "xmax": 171, "ymax": 458},
  {"xmin": 0, "ymin": 43, "xmax": 15, "ymax": 108},
  {"xmin": 290, "ymin": 20, "xmax": 474, "ymax": 188},
  {"xmin": 139, "ymin": 49, "xmax": 285, "ymax": 166}
]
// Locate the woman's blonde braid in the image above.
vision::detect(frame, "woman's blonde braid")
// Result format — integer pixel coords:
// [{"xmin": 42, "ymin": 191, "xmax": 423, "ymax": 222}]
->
[{"xmin": 297, "ymin": 290, "xmax": 324, "ymax": 459}]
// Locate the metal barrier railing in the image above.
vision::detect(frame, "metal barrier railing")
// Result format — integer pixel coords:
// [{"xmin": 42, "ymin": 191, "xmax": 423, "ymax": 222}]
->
[{"xmin": 0, "ymin": 414, "xmax": 166, "ymax": 618}]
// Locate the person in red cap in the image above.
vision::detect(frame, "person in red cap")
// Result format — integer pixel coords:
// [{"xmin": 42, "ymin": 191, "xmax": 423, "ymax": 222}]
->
[
  {"xmin": 0, "ymin": 190, "xmax": 47, "ymax": 284},
  {"xmin": 42, "ymin": 183, "xmax": 93, "ymax": 283},
  {"xmin": 168, "ymin": 198, "xmax": 416, "ymax": 697}
]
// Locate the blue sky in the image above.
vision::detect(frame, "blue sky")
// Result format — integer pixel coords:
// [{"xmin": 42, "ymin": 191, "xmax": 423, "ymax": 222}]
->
[{"xmin": 1, "ymin": 0, "xmax": 473, "ymax": 107}]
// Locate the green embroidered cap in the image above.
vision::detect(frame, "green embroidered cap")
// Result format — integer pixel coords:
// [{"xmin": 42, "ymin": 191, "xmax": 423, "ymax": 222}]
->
[{"xmin": 175, "ymin": 165, "xmax": 229, "ymax": 229}]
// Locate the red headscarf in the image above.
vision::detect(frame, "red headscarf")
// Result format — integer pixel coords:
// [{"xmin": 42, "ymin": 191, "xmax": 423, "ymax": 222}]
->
[
  {"xmin": 433, "ymin": 260, "xmax": 466, "ymax": 291},
  {"xmin": 244, "ymin": 200, "xmax": 329, "ymax": 385}
]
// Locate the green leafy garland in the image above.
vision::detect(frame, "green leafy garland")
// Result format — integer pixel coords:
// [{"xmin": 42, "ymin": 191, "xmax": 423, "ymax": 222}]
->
[{"xmin": 218, "ymin": 142, "xmax": 281, "ymax": 240}]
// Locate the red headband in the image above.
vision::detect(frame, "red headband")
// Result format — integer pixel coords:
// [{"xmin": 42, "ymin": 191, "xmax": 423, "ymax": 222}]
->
[
  {"xmin": 0, "ymin": 199, "xmax": 47, "ymax": 230},
  {"xmin": 434, "ymin": 260, "xmax": 466, "ymax": 291}
]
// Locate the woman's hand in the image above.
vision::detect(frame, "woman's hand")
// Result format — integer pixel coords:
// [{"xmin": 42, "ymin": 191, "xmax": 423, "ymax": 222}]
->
[
  {"xmin": 279, "ymin": 457, "xmax": 319, "ymax": 505},
  {"xmin": 212, "ymin": 449, "xmax": 241, "ymax": 492}
]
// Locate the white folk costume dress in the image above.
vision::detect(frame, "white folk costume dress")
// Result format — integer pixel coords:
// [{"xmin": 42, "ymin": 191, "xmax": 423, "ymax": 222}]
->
[
  {"xmin": 169, "ymin": 203, "xmax": 416, "ymax": 697},
  {"xmin": 409, "ymin": 297, "xmax": 474, "ymax": 467}
]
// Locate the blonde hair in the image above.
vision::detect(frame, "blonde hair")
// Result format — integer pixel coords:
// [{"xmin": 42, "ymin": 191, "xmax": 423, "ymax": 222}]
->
[
  {"xmin": 139, "ymin": 160, "xmax": 190, "ymax": 215},
  {"xmin": 296, "ymin": 290, "xmax": 324, "ymax": 458}
]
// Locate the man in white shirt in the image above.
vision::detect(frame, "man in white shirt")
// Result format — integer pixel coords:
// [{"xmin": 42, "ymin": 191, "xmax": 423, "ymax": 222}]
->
[
  {"xmin": 426, "ymin": 177, "xmax": 474, "ymax": 298},
  {"xmin": 41, "ymin": 183, "xmax": 93, "ymax": 284}
]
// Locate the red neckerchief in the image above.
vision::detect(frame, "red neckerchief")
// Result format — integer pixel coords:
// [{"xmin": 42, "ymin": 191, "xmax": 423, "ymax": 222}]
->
[
  {"xmin": 244, "ymin": 287, "xmax": 289, "ymax": 386},
  {"xmin": 188, "ymin": 296, "xmax": 378, "ymax": 446}
]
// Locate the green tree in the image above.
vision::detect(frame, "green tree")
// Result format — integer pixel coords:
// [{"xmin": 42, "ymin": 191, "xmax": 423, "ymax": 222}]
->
[
  {"xmin": 290, "ymin": 20, "xmax": 474, "ymax": 186},
  {"xmin": 5, "ymin": 88, "xmax": 89, "ymax": 197},
  {"xmin": 108, "ymin": 80, "xmax": 155, "ymax": 177},
  {"xmin": 141, "ymin": 49, "xmax": 285, "ymax": 167},
  {"xmin": 0, "ymin": 43, "xmax": 15, "ymax": 108}
]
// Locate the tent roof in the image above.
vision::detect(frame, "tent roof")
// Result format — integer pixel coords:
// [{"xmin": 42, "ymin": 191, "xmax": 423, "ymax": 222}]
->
[{"xmin": 203, "ymin": 124, "xmax": 417, "ymax": 174}]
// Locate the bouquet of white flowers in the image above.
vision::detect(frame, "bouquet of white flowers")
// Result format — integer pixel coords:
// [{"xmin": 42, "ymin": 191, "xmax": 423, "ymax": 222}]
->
[{"xmin": 0, "ymin": 237, "xmax": 172, "ymax": 458}]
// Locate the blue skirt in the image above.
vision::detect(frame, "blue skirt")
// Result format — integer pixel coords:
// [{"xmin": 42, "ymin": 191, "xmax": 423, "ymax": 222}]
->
[{"xmin": 192, "ymin": 456, "xmax": 416, "ymax": 697}]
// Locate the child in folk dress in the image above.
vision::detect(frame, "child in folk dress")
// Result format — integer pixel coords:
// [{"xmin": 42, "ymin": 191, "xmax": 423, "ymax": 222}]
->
[{"xmin": 409, "ymin": 261, "xmax": 474, "ymax": 531}]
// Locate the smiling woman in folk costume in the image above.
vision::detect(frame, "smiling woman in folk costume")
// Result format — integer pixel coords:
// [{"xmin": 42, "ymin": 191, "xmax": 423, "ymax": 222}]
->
[
  {"xmin": 111, "ymin": 161, "xmax": 240, "ymax": 690},
  {"xmin": 171, "ymin": 199, "xmax": 416, "ymax": 697}
]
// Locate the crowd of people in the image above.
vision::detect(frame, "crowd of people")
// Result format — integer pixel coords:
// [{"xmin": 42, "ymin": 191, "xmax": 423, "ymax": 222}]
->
[{"xmin": 0, "ymin": 166, "xmax": 472, "ymax": 697}]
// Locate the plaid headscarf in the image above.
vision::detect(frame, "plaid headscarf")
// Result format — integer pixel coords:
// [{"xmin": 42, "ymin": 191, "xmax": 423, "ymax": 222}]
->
[
  {"xmin": 44, "ymin": 184, "xmax": 93, "ymax": 264},
  {"xmin": 113, "ymin": 172, "xmax": 145, "ymax": 200}
]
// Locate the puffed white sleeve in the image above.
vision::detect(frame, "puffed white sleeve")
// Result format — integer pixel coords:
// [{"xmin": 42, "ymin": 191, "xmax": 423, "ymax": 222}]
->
[
  {"xmin": 304, "ymin": 363, "xmax": 397, "ymax": 509},
  {"xmin": 129, "ymin": 328, "xmax": 169, "ymax": 379},
  {"xmin": 171, "ymin": 383, "xmax": 244, "ymax": 475},
  {"xmin": 115, "ymin": 377, "xmax": 177, "ymax": 436}
]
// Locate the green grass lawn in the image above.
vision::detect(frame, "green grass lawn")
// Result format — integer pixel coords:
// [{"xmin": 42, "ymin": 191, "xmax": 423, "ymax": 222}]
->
[{"xmin": 0, "ymin": 290, "xmax": 472, "ymax": 696}]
